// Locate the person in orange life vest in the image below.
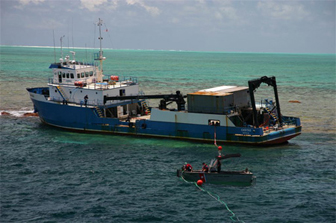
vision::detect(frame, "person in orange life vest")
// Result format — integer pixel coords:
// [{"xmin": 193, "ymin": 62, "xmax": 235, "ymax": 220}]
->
[{"xmin": 202, "ymin": 162, "xmax": 209, "ymax": 172}]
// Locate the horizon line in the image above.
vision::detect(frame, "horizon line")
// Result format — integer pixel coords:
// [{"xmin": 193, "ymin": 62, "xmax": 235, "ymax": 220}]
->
[{"xmin": 0, "ymin": 44, "xmax": 334, "ymax": 55}]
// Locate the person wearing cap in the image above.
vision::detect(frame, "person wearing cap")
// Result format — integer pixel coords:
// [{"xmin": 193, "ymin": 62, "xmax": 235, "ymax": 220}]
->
[{"xmin": 182, "ymin": 162, "xmax": 187, "ymax": 171}]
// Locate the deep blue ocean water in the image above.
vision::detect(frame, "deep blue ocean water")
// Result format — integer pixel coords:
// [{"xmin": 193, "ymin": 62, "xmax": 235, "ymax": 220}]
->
[{"xmin": 0, "ymin": 46, "xmax": 335, "ymax": 222}]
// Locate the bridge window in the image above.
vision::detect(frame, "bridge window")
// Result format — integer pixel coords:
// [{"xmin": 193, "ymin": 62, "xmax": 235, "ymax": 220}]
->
[
  {"xmin": 70, "ymin": 73, "xmax": 74, "ymax": 79},
  {"xmin": 208, "ymin": 119, "xmax": 220, "ymax": 126},
  {"xmin": 90, "ymin": 71, "xmax": 93, "ymax": 76},
  {"xmin": 85, "ymin": 72, "xmax": 89, "ymax": 77},
  {"xmin": 81, "ymin": 73, "xmax": 84, "ymax": 78},
  {"xmin": 66, "ymin": 73, "xmax": 69, "ymax": 78},
  {"xmin": 77, "ymin": 73, "xmax": 80, "ymax": 78},
  {"xmin": 62, "ymin": 73, "xmax": 65, "ymax": 78}
]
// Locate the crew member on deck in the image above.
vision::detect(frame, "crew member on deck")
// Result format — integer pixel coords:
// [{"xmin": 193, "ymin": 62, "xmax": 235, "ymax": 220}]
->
[
  {"xmin": 84, "ymin": 95, "xmax": 88, "ymax": 107},
  {"xmin": 202, "ymin": 162, "xmax": 209, "ymax": 172},
  {"xmin": 183, "ymin": 163, "xmax": 192, "ymax": 171}
]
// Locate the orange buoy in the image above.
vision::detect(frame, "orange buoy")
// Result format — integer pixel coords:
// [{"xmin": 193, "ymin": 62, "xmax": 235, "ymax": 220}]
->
[
  {"xmin": 218, "ymin": 146, "xmax": 222, "ymax": 150},
  {"xmin": 197, "ymin": 180, "xmax": 203, "ymax": 186}
]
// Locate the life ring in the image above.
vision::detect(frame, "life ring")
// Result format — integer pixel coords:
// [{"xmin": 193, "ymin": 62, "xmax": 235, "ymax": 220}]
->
[{"xmin": 110, "ymin": 75, "xmax": 119, "ymax": 81}]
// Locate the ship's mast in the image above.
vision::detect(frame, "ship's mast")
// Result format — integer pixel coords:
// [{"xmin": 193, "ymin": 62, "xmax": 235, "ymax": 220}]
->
[{"xmin": 97, "ymin": 18, "xmax": 105, "ymax": 76}]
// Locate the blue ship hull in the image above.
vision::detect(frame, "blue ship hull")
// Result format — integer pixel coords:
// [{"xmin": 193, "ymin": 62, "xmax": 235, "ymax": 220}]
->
[{"xmin": 28, "ymin": 88, "xmax": 301, "ymax": 145}]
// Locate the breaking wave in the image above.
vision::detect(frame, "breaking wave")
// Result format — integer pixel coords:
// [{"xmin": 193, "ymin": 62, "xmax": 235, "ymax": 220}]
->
[{"xmin": 1, "ymin": 109, "xmax": 36, "ymax": 117}]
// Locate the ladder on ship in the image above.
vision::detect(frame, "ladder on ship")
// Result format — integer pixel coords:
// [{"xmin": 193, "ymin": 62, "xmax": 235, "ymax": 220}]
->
[
  {"xmin": 56, "ymin": 86, "xmax": 68, "ymax": 102},
  {"xmin": 264, "ymin": 107, "xmax": 278, "ymax": 123},
  {"xmin": 95, "ymin": 106, "xmax": 104, "ymax": 118}
]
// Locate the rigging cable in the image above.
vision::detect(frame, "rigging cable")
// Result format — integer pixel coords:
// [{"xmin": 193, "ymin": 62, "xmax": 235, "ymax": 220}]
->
[
  {"xmin": 103, "ymin": 23, "xmax": 115, "ymax": 50},
  {"xmin": 180, "ymin": 173, "xmax": 245, "ymax": 222},
  {"xmin": 214, "ymin": 125, "xmax": 218, "ymax": 147}
]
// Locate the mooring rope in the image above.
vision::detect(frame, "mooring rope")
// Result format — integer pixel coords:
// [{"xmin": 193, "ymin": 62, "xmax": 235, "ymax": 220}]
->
[
  {"xmin": 180, "ymin": 173, "xmax": 245, "ymax": 222},
  {"xmin": 214, "ymin": 125, "xmax": 218, "ymax": 147}
]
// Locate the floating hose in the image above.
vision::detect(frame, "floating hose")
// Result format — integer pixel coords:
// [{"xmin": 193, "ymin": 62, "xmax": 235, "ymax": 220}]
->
[{"xmin": 180, "ymin": 172, "xmax": 245, "ymax": 223}]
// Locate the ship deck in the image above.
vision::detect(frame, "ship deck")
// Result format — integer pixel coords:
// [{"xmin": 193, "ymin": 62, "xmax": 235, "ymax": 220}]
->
[{"xmin": 50, "ymin": 81, "xmax": 134, "ymax": 90}]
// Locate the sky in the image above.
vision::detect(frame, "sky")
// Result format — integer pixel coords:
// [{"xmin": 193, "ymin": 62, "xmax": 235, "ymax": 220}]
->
[{"xmin": 0, "ymin": 0, "xmax": 335, "ymax": 54}]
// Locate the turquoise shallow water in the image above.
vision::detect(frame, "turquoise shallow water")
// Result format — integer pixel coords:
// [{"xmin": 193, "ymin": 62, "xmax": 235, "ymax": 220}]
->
[{"xmin": 0, "ymin": 46, "xmax": 335, "ymax": 222}]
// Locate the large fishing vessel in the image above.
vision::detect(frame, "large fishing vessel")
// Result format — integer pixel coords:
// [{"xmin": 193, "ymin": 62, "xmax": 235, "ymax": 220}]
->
[{"xmin": 27, "ymin": 19, "xmax": 301, "ymax": 145}]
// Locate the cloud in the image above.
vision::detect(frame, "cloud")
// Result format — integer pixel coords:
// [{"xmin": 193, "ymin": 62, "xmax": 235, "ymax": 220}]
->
[
  {"xmin": 2, "ymin": 0, "xmax": 333, "ymax": 53},
  {"xmin": 80, "ymin": 0, "xmax": 109, "ymax": 12},
  {"xmin": 216, "ymin": 5, "xmax": 239, "ymax": 21},
  {"xmin": 257, "ymin": 1, "xmax": 309, "ymax": 20},
  {"xmin": 14, "ymin": 0, "xmax": 45, "ymax": 9},
  {"xmin": 163, "ymin": 1, "xmax": 244, "ymax": 30},
  {"xmin": 126, "ymin": 0, "xmax": 160, "ymax": 16},
  {"xmin": 79, "ymin": 0, "xmax": 160, "ymax": 16},
  {"xmin": 18, "ymin": 0, "xmax": 44, "ymax": 5}
]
